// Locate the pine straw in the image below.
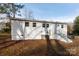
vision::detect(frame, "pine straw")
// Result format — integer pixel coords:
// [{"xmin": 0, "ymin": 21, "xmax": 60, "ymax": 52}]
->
[{"xmin": 0, "ymin": 39, "xmax": 79, "ymax": 56}]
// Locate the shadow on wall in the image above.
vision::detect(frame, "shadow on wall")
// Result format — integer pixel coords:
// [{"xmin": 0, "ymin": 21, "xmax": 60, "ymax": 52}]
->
[{"xmin": 45, "ymin": 35, "xmax": 71, "ymax": 56}]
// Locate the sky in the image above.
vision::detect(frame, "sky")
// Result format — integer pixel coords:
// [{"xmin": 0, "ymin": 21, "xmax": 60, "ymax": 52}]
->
[{"xmin": 19, "ymin": 3, "xmax": 79, "ymax": 23}]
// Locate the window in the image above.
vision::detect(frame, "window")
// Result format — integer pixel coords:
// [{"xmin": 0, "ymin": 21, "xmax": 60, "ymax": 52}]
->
[
  {"xmin": 42, "ymin": 23, "xmax": 49, "ymax": 28},
  {"xmin": 47, "ymin": 24, "xmax": 49, "ymax": 27},
  {"xmin": 25, "ymin": 22, "xmax": 29, "ymax": 26},
  {"xmin": 33, "ymin": 22, "xmax": 36, "ymax": 27},
  {"xmin": 61, "ymin": 24, "xmax": 64, "ymax": 28},
  {"xmin": 42, "ymin": 23, "xmax": 45, "ymax": 27}
]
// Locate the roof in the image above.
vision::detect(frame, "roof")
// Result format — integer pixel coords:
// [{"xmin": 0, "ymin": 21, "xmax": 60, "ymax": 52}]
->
[{"xmin": 10, "ymin": 18, "xmax": 67, "ymax": 24}]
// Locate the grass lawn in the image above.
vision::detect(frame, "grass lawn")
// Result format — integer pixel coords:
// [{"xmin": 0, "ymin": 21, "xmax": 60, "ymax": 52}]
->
[
  {"xmin": 0, "ymin": 32, "xmax": 10, "ymax": 37},
  {"xmin": 0, "ymin": 32, "xmax": 11, "ymax": 43}
]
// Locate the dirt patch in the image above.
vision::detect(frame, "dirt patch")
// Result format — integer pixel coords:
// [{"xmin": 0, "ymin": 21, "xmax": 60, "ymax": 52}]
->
[{"xmin": 0, "ymin": 39, "xmax": 79, "ymax": 56}]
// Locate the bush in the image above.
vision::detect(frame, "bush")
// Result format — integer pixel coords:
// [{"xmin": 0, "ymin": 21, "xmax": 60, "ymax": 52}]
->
[
  {"xmin": 1, "ymin": 28, "xmax": 11, "ymax": 33},
  {"xmin": 0, "ymin": 22, "xmax": 11, "ymax": 33},
  {"xmin": 73, "ymin": 16, "xmax": 79, "ymax": 35}
]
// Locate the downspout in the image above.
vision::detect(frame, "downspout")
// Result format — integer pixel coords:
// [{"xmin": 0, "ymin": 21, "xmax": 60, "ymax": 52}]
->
[
  {"xmin": 23, "ymin": 21, "xmax": 26, "ymax": 40},
  {"xmin": 54, "ymin": 22, "xmax": 57, "ymax": 39}
]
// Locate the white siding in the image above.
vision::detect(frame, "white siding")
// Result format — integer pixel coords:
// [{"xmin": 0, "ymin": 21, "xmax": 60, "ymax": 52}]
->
[
  {"xmin": 11, "ymin": 20, "xmax": 68, "ymax": 42},
  {"xmin": 11, "ymin": 20, "xmax": 25, "ymax": 40},
  {"xmin": 47, "ymin": 23, "xmax": 55, "ymax": 39},
  {"xmin": 56, "ymin": 24, "xmax": 68, "ymax": 41},
  {"xmin": 25, "ymin": 22, "xmax": 42, "ymax": 39}
]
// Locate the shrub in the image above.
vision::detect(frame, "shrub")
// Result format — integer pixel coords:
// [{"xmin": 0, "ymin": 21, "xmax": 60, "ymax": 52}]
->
[{"xmin": 1, "ymin": 28, "xmax": 11, "ymax": 33}]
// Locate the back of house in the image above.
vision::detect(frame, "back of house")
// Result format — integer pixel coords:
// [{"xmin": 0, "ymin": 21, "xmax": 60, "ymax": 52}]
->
[{"xmin": 11, "ymin": 18, "xmax": 72, "ymax": 43}]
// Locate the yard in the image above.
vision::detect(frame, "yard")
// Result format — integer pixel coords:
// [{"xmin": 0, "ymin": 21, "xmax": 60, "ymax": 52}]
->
[{"xmin": 0, "ymin": 33, "xmax": 79, "ymax": 56}]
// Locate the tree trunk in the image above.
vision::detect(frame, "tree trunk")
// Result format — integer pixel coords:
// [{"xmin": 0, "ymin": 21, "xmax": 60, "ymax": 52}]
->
[
  {"xmin": 13, "ymin": 12, "xmax": 15, "ymax": 18},
  {"xmin": 12, "ymin": 3, "xmax": 15, "ymax": 18}
]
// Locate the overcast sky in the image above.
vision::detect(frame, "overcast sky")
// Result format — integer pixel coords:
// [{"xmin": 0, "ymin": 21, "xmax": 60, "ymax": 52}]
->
[{"xmin": 19, "ymin": 3, "xmax": 79, "ymax": 23}]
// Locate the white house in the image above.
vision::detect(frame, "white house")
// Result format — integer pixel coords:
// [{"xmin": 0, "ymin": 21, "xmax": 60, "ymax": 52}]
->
[{"xmin": 11, "ymin": 18, "xmax": 72, "ymax": 43}]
